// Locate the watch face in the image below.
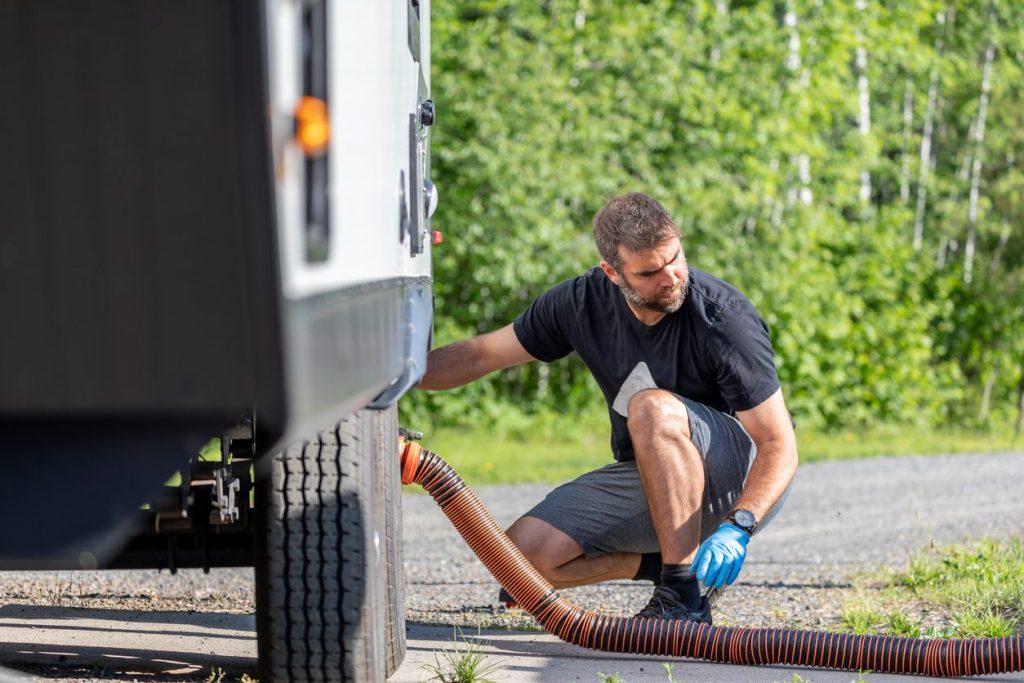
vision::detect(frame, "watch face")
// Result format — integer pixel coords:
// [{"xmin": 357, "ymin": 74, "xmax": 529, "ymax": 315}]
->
[{"xmin": 733, "ymin": 509, "xmax": 757, "ymax": 529}]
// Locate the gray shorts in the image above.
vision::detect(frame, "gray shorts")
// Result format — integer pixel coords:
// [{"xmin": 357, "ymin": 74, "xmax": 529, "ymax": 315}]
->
[{"xmin": 525, "ymin": 397, "xmax": 790, "ymax": 559}]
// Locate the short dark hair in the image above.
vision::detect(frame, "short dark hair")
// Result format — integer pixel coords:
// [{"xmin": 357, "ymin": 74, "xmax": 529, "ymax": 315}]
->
[{"xmin": 592, "ymin": 193, "xmax": 680, "ymax": 271}]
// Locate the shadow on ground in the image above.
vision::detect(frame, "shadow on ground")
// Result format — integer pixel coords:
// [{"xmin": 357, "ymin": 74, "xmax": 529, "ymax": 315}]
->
[{"xmin": 0, "ymin": 604, "xmax": 256, "ymax": 680}]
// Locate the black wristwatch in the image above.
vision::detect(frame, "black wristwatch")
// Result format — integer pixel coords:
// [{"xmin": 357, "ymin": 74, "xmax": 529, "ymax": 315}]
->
[{"xmin": 726, "ymin": 508, "xmax": 758, "ymax": 535}]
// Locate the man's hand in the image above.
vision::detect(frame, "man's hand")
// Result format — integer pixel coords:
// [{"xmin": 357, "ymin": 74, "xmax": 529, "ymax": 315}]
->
[{"xmin": 692, "ymin": 523, "xmax": 750, "ymax": 589}]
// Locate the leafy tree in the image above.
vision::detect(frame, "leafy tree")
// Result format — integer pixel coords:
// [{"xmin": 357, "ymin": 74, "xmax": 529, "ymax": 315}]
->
[{"xmin": 403, "ymin": 0, "xmax": 1024, "ymax": 437}]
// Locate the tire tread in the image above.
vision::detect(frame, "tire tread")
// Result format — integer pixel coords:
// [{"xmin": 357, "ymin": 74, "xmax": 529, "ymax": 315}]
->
[{"xmin": 256, "ymin": 409, "xmax": 394, "ymax": 683}]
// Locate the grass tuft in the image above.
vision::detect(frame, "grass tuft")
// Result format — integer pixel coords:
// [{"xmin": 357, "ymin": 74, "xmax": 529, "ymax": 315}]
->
[
  {"xmin": 841, "ymin": 539, "xmax": 1024, "ymax": 640},
  {"xmin": 897, "ymin": 538, "xmax": 1024, "ymax": 637},
  {"xmin": 421, "ymin": 628, "xmax": 504, "ymax": 683},
  {"xmin": 840, "ymin": 606, "xmax": 886, "ymax": 635},
  {"xmin": 886, "ymin": 611, "xmax": 922, "ymax": 638},
  {"xmin": 953, "ymin": 611, "xmax": 1016, "ymax": 638}
]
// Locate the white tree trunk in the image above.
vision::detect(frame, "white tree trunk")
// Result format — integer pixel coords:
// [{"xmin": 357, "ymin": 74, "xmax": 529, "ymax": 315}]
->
[
  {"xmin": 979, "ymin": 369, "xmax": 996, "ymax": 422},
  {"xmin": 783, "ymin": 4, "xmax": 811, "ymax": 208},
  {"xmin": 768, "ymin": 157, "xmax": 782, "ymax": 229},
  {"xmin": 964, "ymin": 40, "xmax": 996, "ymax": 284},
  {"xmin": 961, "ymin": 115, "xmax": 978, "ymax": 185},
  {"xmin": 855, "ymin": 0, "xmax": 871, "ymax": 205},
  {"xmin": 991, "ymin": 221, "xmax": 1011, "ymax": 270},
  {"xmin": 1017, "ymin": 356, "xmax": 1024, "ymax": 436},
  {"xmin": 900, "ymin": 80, "xmax": 914, "ymax": 204},
  {"xmin": 785, "ymin": 4, "xmax": 801, "ymax": 72},
  {"xmin": 798, "ymin": 154, "xmax": 813, "ymax": 206},
  {"xmin": 940, "ymin": 114, "xmax": 977, "ymax": 268},
  {"xmin": 537, "ymin": 361, "xmax": 550, "ymax": 400},
  {"xmin": 709, "ymin": 0, "xmax": 728, "ymax": 68},
  {"xmin": 936, "ymin": 236, "xmax": 949, "ymax": 268},
  {"xmin": 913, "ymin": 10, "xmax": 946, "ymax": 250}
]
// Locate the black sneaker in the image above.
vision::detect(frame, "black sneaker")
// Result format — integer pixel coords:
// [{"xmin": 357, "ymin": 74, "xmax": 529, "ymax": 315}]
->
[
  {"xmin": 636, "ymin": 585, "xmax": 712, "ymax": 624},
  {"xmin": 497, "ymin": 587, "xmax": 519, "ymax": 609}
]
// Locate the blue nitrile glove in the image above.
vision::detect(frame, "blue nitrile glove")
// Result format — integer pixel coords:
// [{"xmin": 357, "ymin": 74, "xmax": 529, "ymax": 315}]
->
[{"xmin": 692, "ymin": 522, "xmax": 750, "ymax": 590}]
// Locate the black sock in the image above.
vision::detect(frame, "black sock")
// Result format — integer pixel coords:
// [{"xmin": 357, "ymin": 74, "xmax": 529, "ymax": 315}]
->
[
  {"xmin": 633, "ymin": 552, "xmax": 663, "ymax": 584},
  {"xmin": 659, "ymin": 563, "xmax": 701, "ymax": 610}
]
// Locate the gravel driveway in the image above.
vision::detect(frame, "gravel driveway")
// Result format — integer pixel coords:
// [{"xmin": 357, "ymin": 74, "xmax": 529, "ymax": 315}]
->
[{"xmin": 402, "ymin": 451, "xmax": 1024, "ymax": 631}]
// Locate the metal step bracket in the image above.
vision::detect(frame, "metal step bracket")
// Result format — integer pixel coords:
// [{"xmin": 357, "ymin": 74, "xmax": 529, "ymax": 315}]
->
[{"xmin": 213, "ymin": 466, "xmax": 241, "ymax": 524}]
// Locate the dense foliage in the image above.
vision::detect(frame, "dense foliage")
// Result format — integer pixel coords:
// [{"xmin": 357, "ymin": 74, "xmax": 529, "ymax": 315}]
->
[{"xmin": 403, "ymin": 0, "xmax": 1024, "ymax": 436}]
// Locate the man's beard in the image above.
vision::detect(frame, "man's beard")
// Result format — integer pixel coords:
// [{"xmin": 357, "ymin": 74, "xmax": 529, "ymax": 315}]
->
[{"xmin": 619, "ymin": 277, "xmax": 688, "ymax": 314}]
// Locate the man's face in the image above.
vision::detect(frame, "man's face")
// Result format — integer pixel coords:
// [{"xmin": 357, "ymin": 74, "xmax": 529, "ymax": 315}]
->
[{"xmin": 603, "ymin": 238, "xmax": 689, "ymax": 314}]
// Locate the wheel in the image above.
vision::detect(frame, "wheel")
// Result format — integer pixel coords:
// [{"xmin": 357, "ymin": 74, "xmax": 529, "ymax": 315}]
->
[
  {"xmin": 371, "ymin": 405, "xmax": 406, "ymax": 675},
  {"xmin": 255, "ymin": 407, "xmax": 404, "ymax": 682}
]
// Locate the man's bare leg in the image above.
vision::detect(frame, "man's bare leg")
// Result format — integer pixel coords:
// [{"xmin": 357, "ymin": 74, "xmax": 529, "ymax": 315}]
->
[
  {"xmin": 626, "ymin": 389, "xmax": 704, "ymax": 564},
  {"xmin": 506, "ymin": 516, "xmax": 640, "ymax": 588},
  {"xmin": 504, "ymin": 390, "xmax": 703, "ymax": 592},
  {"xmin": 622, "ymin": 389, "xmax": 712, "ymax": 619}
]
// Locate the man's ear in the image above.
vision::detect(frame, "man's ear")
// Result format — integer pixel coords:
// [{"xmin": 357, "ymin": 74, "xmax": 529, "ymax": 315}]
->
[{"xmin": 599, "ymin": 260, "xmax": 622, "ymax": 286}]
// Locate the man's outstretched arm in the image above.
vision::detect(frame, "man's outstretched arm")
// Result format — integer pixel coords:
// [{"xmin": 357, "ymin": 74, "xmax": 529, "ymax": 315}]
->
[{"xmin": 418, "ymin": 323, "xmax": 536, "ymax": 390}]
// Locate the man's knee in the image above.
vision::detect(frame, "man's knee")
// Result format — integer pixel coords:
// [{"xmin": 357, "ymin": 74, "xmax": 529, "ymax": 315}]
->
[
  {"xmin": 626, "ymin": 389, "xmax": 692, "ymax": 441},
  {"xmin": 507, "ymin": 516, "xmax": 583, "ymax": 574}
]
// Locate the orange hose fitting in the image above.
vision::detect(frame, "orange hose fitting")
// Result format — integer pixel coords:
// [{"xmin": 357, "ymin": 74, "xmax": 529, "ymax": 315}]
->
[
  {"xmin": 398, "ymin": 442, "xmax": 1024, "ymax": 677},
  {"xmin": 400, "ymin": 441, "xmax": 423, "ymax": 485}
]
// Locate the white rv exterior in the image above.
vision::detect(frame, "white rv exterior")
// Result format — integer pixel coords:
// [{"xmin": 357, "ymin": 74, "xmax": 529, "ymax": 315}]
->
[{"xmin": 267, "ymin": 0, "xmax": 434, "ymax": 300}]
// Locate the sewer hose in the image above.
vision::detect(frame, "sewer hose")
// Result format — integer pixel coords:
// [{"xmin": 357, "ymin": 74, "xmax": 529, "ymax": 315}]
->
[{"xmin": 399, "ymin": 441, "xmax": 1024, "ymax": 677}]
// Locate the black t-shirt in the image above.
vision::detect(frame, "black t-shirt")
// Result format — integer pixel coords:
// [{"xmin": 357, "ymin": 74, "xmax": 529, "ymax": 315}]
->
[{"xmin": 513, "ymin": 267, "xmax": 780, "ymax": 462}]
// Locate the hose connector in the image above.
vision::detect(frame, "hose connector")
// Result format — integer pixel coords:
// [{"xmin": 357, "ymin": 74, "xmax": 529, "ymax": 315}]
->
[{"xmin": 400, "ymin": 440, "xmax": 424, "ymax": 485}]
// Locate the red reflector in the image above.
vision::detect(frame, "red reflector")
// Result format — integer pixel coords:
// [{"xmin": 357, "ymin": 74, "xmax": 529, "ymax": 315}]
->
[{"xmin": 431, "ymin": 230, "xmax": 444, "ymax": 245}]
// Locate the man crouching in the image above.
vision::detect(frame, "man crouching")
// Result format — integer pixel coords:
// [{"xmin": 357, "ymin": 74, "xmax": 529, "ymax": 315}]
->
[{"xmin": 417, "ymin": 192, "xmax": 797, "ymax": 622}]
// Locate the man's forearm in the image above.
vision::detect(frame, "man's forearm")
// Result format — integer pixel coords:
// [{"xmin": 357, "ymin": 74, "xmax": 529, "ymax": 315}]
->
[
  {"xmin": 418, "ymin": 323, "xmax": 535, "ymax": 391},
  {"xmin": 732, "ymin": 438, "xmax": 798, "ymax": 521},
  {"xmin": 417, "ymin": 339, "xmax": 486, "ymax": 390}
]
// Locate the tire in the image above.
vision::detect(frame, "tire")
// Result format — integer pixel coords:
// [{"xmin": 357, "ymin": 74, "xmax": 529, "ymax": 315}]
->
[
  {"xmin": 255, "ymin": 408, "xmax": 403, "ymax": 682},
  {"xmin": 371, "ymin": 405, "xmax": 406, "ymax": 676}
]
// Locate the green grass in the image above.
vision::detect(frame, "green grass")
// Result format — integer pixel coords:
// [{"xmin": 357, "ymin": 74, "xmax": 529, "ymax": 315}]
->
[
  {"xmin": 886, "ymin": 611, "xmax": 923, "ymax": 638},
  {"xmin": 420, "ymin": 628, "xmax": 504, "ymax": 683},
  {"xmin": 895, "ymin": 539, "xmax": 1024, "ymax": 638},
  {"xmin": 414, "ymin": 410, "xmax": 1022, "ymax": 486},
  {"xmin": 839, "ymin": 606, "xmax": 886, "ymax": 635},
  {"xmin": 797, "ymin": 425, "xmax": 1021, "ymax": 463},
  {"xmin": 842, "ymin": 539, "xmax": 1024, "ymax": 639},
  {"xmin": 417, "ymin": 427, "xmax": 608, "ymax": 486}
]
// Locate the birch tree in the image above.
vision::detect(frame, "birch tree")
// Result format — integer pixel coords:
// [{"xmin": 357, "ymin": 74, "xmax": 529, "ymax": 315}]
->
[
  {"xmin": 912, "ymin": 9, "xmax": 946, "ymax": 250},
  {"xmin": 899, "ymin": 80, "xmax": 914, "ymax": 204},
  {"xmin": 854, "ymin": 0, "xmax": 871, "ymax": 206},
  {"xmin": 963, "ymin": 40, "xmax": 996, "ymax": 284}
]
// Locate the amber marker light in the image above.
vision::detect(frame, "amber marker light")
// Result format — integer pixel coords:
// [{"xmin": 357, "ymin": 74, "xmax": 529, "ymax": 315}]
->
[{"xmin": 294, "ymin": 96, "xmax": 330, "ymax": 156}]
